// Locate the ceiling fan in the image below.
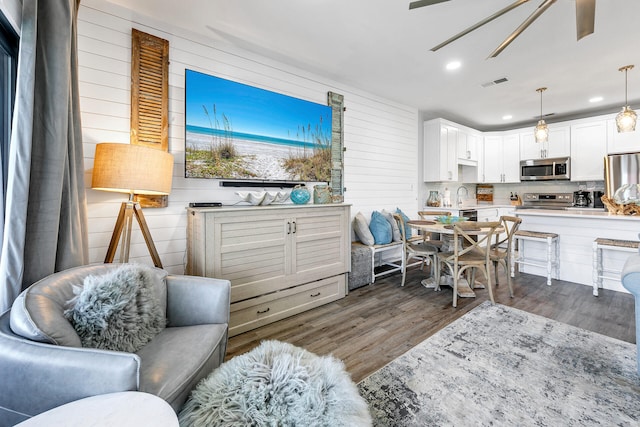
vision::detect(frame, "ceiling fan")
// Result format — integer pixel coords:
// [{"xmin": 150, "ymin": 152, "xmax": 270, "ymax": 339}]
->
[{"xmin": 409, "ymin": 0, "xmax": 596, "ymax": 58}]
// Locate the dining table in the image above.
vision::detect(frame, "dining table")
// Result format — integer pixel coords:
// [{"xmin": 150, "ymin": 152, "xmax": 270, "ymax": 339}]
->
[{"xmin": 406, "ymin": 220, "xmax": 503, "ymax": 298}]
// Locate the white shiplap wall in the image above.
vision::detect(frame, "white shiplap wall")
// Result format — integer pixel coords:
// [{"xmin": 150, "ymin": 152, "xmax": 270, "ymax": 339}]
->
[{"xmin": 78, "ymin": 0, "xmax": 420, "ymax": 274}]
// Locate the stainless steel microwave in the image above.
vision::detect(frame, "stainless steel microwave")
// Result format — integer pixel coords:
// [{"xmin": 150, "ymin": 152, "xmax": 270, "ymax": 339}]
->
[{"xmin": 520, "ymin": 157, "xmax": 570, "ymax": 181}]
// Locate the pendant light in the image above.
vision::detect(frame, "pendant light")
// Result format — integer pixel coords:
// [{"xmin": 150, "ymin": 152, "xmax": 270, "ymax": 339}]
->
[
  {"xmin": 534, "ymin": 87, "xmax": 549, "ymax": 143},
  {"xmin": 616, "ymin": 65, "xmax": 637, "ymax": 133}
]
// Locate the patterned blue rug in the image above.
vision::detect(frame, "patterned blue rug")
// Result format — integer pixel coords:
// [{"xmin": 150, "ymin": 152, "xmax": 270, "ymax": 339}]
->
[{"xmin": 358, "ymin": 302, "xmax": 640, "ymax": 426}]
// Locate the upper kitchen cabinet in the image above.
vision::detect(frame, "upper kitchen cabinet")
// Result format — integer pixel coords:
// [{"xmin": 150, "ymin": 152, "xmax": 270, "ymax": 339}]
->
[
  {"xmin": 607, "ymin": 119, "xmax": 640, "ymax": 154},
  {"xmin": 482, "ymin": 133, "xmax": 520, "ymax": 183},
  {"xmin": 457, "ymin": 128, "xmax": 480, "ymax": 165},
  {"xmin": 570, "ymin": 119, "xmax": 607, "ymax": 181},
  {"xmin": 423, "ymin": 119, "xmax": 458, "ymax": 182},
  {"xmin": 520, "ymin": 125, "xmax": 570, "ymax": 160}
]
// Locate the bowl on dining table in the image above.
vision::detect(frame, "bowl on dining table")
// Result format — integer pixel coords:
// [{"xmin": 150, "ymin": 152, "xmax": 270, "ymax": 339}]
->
[{"xmin": 435, "ymin": 215, "xmax": 467, "ymax": 224}]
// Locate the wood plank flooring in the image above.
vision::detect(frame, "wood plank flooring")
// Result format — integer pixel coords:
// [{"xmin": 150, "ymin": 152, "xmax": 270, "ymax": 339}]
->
[{"xmin": 226, "ymin": 267, "xmax": 636, "ymax": 383}]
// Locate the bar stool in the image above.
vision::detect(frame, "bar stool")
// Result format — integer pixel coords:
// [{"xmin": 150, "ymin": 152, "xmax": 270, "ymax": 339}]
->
[
  {"xmin": 510, "ymin": 230, "xmax": 559, "ymax": 286},
  {"xmin": 592, "ymin": 238, "xmax": 640, "ymax": 296}
]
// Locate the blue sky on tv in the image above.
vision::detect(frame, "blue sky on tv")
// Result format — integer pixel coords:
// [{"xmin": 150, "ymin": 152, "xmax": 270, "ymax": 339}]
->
[{"xmin": 185, "ymin": 70, "xmax": 332, "ymax": 142}]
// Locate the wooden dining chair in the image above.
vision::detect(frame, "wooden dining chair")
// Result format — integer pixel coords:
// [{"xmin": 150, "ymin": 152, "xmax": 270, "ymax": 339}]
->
[
  {"xmin": 435, "ymin": 221, "xmax": 501, "ymax": 307},
  {"xmin": 417, "ymin": 210, "xmax": 451, "ymax": 249},
  {"xmin": 489, "ymin": 215, "xmax": 522, "ymax": 297},
  {"xmin": 393, "ymin": 213, "xmax": 439, "ymax": 287}
]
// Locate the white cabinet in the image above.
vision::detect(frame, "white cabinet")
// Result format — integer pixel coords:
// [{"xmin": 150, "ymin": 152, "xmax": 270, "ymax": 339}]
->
[
  {"xmin": 607, "ymin": 118, "xmax": 640, "ymax": 154},
  {"xmin": 483, "ymin": 133, "xmax": 520, "ymax": 183},
  {"xmin": 457, "ymin": 129, "xmax": 480, "ymax": 164},
  {"xmin": 570, "ymin": 119, "xmax": 607, "ymax": 181},
  {"xmin": 520, "ymin": 125, "xmax": 570, "ymax": 160},
  {"xmin": 424, "ymin": 119, "xmax": 458, "ymax": 182},
  {"xmin": 186, "ymin": 204, "xmax": 350, "ymax": 336},
  {"xmin": 477, "ymin": 207, "xmax": 500, "ymax": 222}
]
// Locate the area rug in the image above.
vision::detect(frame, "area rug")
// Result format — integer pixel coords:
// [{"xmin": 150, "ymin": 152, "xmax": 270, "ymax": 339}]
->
[{"xmin": 358, "ymin": 302, "xmax": 640, "ymax": 426}]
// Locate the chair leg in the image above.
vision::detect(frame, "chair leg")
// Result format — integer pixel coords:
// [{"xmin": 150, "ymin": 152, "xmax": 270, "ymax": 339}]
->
[
  {"xmin": 504, "ymin": 259, "xmax": 514, "ymax": 297},
  {"xmin": 400, "ymin": 252, "xmax": 407, "ymax": 287},
  {"xmin": 484, "ymin": 266, "xmax": 495, "ymax": 304},
  {"xmin": 452, "ymin": 265, "xmax": 458, "ymax": 308}
]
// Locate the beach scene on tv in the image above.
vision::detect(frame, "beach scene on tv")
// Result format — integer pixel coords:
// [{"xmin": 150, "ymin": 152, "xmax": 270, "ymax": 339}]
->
[{"xmin": 185, "ymin": 70, "xmax": 333, "ymax": 182}]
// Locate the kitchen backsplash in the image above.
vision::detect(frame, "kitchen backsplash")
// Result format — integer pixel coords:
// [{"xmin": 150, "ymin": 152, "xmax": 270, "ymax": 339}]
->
[{"xmin": 422, "ymin": 180, "xmax": 605, "ymax": 206}]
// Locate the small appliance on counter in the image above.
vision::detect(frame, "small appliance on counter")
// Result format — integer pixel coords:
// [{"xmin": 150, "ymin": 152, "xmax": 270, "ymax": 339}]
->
[
  {"xmin": 571, "ymin": 190, "xmax": 605, "ymax": 208},
  {"xmin": 592, "ymin": 190, "xmax": 604, "ymax": 208},
  {"xmin": 573, "ymin": 190, "xmax": 592, "ymax": 208}
]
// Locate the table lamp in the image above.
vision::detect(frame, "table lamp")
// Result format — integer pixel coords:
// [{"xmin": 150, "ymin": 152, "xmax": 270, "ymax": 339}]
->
[{"xmin": 92, "ymin": 143, "xmax": 173, "ymax": 268}]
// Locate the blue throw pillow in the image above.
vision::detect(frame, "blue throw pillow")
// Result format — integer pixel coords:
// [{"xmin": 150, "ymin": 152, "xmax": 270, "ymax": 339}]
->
[
  {"xmin": 369, "ymin": 211, "xmax": 392, "ymax": 244},
  {"xmin": 395, "ymin": 208, "xmax": 412, "ymax": 238}
]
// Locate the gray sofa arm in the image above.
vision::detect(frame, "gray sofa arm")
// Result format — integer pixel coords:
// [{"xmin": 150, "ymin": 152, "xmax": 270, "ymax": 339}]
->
[
  {"xmin": 166, "ymin": 275, "xmax": 230, "ymax": 327},
  {"xmin": 0, "ymin": 311, "xmax": 140, "ymax": 420}
]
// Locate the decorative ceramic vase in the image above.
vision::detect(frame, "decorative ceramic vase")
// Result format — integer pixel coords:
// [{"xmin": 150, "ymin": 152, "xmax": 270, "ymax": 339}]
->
[
  {"xmin": 290, "ymin": 185, "xmax": 310, "ymax": 204},
  {"xmin": 313, "ymin": 184, "xmax": 332, "ymax": 204}
]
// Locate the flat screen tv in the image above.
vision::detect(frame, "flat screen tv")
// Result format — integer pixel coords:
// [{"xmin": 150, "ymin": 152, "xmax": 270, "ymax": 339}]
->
[{"xmin": 184, "ymin": 69, "xmax": 332, "ymax": 183}]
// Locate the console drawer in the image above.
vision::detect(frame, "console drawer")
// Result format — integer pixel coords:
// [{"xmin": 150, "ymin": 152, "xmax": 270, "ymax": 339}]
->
[{"xmin": 229, "ymin": 274, "xmax": 346, "ymax": 336}]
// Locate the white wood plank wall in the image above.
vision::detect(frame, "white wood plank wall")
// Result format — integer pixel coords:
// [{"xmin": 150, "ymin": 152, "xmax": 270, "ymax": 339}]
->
[{"xmin": 78, "ymin": 0, "xmax": 419, "ymax": 274}]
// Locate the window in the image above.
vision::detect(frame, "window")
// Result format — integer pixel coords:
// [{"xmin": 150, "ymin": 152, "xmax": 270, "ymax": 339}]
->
[{"xmin": 0, "ymin": 11, "xmax": 18, "ymax": 199}]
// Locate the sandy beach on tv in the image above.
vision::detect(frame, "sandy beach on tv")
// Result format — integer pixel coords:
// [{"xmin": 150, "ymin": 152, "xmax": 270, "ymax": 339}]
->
[{"xmin": 186, "ymin": 130, "xmax": 312, "ymax": 180}]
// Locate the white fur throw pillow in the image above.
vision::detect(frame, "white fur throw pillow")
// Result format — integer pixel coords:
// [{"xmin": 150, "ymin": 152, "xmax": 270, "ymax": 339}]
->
[{"xmin": 64, "ymin": 264, "xmax": 166, "ymax": 353}]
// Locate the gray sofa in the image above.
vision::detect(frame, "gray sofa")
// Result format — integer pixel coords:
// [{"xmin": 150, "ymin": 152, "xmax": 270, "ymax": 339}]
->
[
  {"xmin": 621, "ymin": 254, "xmax": 640, "ymax": 374},
  {"xmin": 0, "ymin": 264, "xmax": 231, "ymax": 426}
]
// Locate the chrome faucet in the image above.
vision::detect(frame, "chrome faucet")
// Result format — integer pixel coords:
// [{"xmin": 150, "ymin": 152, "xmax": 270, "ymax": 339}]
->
[{"xmin": 456, "ymin": 186, "xmax": 469, "ymax": 207}]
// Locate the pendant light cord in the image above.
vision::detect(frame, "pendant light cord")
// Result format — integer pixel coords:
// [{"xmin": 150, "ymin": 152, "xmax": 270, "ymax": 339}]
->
[{"xmin": 536, "ymin": 87, "xmax": 547, "ymax": 120}]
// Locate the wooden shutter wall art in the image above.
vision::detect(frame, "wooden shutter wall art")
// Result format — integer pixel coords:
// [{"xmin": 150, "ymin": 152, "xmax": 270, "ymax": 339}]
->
[
  {"xmin": 328, "ymin": 91, "xmax": 345, "ymax": 202},
  {"xmin": 131, "ymin": 29, "xmax": 169, "ymax": 207}
]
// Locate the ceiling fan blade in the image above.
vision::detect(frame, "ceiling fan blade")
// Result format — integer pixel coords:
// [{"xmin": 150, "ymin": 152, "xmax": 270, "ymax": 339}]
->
[
  {"xmin": 409, "ymin": 0, "xmax": 450, "ymax": 10},
  {"xmin": 430, "ymin": 0, "xmax": 531, "ymax": 52},
  {"xmin": 576, "ymin": 0, "xmax": 595, "ymax": 40},
  {"xmin": 488, "ymin": 0, "xmax": 557, "ymax": 58}
]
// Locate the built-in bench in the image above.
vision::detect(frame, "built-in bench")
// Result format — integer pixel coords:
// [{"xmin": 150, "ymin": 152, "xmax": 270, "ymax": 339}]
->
[{"xmin": 349, "ymin": 241, "xmax": 404, "ymax": 290}]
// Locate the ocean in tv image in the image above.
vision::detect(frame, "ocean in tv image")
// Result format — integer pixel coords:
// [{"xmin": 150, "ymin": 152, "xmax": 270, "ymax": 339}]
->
[{"xmin": 184, "ymin": 69, "xmax": 332, "ymax": 182}]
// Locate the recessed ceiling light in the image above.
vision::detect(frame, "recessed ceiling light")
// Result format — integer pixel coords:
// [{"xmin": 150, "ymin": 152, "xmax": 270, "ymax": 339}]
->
[
  {"xmin": 502, "ymin": 115, "xmax": 513, "ymax": 120},
  {"xmin": 589, "ymin": 96, "xmax": 603, "ymax": 103},
  {"xmin": 446, "ymin": 61, "xmax": 461, "ymax": 71}
]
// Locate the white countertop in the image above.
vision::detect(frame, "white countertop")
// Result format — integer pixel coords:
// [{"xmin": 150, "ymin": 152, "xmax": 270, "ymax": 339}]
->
[
  {"xmin": 515, "ymin": 208, "xmax": 640, "ymax": 220},
  {"xmin": 423, "ymin": 204, "xmax": 514, "ymax": 211}
]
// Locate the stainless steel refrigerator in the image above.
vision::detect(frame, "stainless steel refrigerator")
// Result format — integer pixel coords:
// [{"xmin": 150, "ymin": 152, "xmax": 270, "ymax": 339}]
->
[{"xmin": 605, "ymin": 152, "xmax": 640, "ymax": 197}]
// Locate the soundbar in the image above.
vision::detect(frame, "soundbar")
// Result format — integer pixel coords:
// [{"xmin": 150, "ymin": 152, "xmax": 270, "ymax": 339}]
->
[{"xmin": 189, "ymin": 202, "xmax": 222, "ymax": 208}]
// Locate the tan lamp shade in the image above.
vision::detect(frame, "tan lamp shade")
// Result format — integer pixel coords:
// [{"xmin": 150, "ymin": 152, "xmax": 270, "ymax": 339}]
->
[{"xmin": 92, "ymin": 143, "xmax": 174, "ymax": 195}]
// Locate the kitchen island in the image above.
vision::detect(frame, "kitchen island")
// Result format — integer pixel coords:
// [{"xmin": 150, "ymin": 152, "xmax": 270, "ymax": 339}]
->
[{"xmin": 515, "ymin": 209, "xmax": 640, "ymax": 294}]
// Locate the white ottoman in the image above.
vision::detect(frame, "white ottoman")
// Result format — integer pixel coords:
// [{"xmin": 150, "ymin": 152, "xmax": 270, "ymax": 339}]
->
[{"xmin": 15, "ymin": 392, "xmax": 178, "ymax": 427}]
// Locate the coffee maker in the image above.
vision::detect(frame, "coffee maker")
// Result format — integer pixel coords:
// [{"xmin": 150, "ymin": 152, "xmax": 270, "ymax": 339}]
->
[
  {"xmin": 573, "ymin": 190, "xmax": 592, "ymax": 208},
  {"xmin": 591, "ymin": 190, "xmax": 604, "ymax": 208}
]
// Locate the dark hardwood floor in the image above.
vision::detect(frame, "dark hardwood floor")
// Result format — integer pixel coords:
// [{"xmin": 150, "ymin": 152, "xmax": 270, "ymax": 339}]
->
[{"xmin": 226, "ymin": 266, "xmax": 636, "ymax": 383}]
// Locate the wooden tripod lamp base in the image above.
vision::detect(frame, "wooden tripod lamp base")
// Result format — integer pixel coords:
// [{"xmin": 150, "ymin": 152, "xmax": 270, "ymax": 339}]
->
[
  {"xmin": 91, "ymin": 143, "xmax": 174, "ymax": 269},
  {"xmin": 104, "ymin": 200, "xmax": 163, "ymax": 268}
]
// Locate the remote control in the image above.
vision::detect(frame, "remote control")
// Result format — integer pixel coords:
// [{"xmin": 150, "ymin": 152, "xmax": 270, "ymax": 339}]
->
[{"xmin": 189, "ymin": 202, "xmax": 222, "ymax": 208}]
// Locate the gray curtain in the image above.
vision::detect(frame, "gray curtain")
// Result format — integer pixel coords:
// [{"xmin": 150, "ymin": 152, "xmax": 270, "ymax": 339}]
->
[{"xmin": 0, "ymin": 0, "xmax": 88, "ymax": 312}]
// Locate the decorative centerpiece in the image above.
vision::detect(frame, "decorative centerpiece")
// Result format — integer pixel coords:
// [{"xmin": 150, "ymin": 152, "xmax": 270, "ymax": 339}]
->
[
  {"xmin": 236, "ymin": 191, "xmax": 289, "ymax": 206},
  {"xmin": 290, "ymin": 185, "xmax": 311, "ymax": 205},
  {"xmin": 435, "ymin": 215, "xmax": 467, "ymax": 224}
]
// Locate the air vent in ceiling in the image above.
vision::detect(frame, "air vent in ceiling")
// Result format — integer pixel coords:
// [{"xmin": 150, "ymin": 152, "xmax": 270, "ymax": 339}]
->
[{"xmin": 481, "ymin": 77, "xmax": 509, "ymax": 88}]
